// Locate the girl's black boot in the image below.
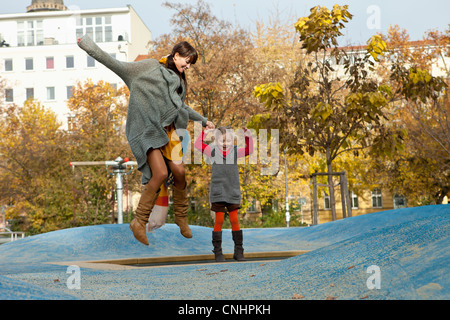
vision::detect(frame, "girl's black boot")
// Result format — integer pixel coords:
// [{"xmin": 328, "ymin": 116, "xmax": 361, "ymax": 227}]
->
[
  {"xmin": 232, "ymin": 230, "xmax": 246, "ymax": 261},
  {"xmin": 212, "ymin": 231, "xmax": 226, "ymax": 262}
]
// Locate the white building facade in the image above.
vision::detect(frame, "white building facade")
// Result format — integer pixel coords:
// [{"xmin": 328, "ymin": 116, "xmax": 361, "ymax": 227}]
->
[{"xmin": 0, "ymin": 2, "xmax": 152, "ymax": 129}]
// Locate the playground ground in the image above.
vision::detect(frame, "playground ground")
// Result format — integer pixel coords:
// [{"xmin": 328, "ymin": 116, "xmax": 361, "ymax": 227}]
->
[{"xmin": 0, "ymin": 205, "xmax": 448, "ymax": 305}]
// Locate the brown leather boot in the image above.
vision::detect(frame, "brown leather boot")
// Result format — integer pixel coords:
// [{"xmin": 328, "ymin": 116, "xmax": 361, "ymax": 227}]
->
[
  {"xmin": 172, "ymin": 183, "xmax": 192, "ymax": 238},
  {"xmin": 129, "ymin": 184, "xmax": 159, "ymax": 245}
]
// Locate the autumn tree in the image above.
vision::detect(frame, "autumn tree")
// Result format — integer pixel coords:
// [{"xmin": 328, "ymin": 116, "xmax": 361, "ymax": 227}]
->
[
  {"xmin": 149, "ymin": 0, "xmax": 262, "ymax": 127},
  {"xmin": 375, "ymin": 25, "xmax": 449, "ymax": 204},
  {"xmin": 252, "ymin": 5, "xmax": 406, "ymax": 220},
  {"xmin": 251, "ymin": 7, "xmax": 305, "ymax": 89},
  {"xmin": 0, "ymin": 100, "xmax": 72, "ymax": 233},
  {"xmin": 67, "ymin": 79, "xmax": 136, "ymax": 225}
]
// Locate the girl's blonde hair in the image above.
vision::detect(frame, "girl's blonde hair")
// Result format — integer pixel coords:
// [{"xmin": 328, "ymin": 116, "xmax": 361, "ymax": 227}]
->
[{"xmin": 214, "ymin": 126, "xmax": 233, "ymax": 140}]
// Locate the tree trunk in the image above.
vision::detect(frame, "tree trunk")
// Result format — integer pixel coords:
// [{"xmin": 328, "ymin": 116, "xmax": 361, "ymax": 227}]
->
[{"xmin": 326, "ymin": 149, "xmax": 337, "ymax": 221}]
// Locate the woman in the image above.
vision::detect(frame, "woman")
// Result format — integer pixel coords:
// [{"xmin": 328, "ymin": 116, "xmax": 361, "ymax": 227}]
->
[{"xmin": 77, "ymin": 36, "xmax": 214, "ymax": 245}]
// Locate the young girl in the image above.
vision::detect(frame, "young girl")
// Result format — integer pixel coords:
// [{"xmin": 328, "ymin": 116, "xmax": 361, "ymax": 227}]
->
[
  {"xmin": 195, "ymin": 126, "xmax": 254, "ymax": 261},
  {"xmin": 77, "ymin": 36, "xmax": 214, "ymax": 245}
]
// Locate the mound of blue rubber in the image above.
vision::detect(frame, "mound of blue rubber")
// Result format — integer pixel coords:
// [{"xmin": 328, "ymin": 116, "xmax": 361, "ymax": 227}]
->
[{"xmin": 0, "ymin": 204, "xmax": 448, "ymax": 299}]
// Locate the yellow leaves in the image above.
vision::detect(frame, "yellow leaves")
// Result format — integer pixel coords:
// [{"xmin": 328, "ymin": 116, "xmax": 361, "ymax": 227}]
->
[
  {"xmin": 0, "ymin": 100, "xmax": 61, "ymax": 159},
  {"xmin": 294, "ymin": 17, "xmax": 309, "ymax": 32},
  {"xmin": 409, "ymin": 68, "xmax": 432, "ymax": 84},
  {"xmin": 311, "ymin": 102, "xmax": 333, "ymax": 122},
  {"xmin": 247, "ymin": 113, "xmax": 272, "ymax": 132},
  {"xmin": 332, "ymin": 4, "xmax": 343, "ymax": 21},
  {"xmin": 344, "ymin": 87, "xmax": 392, "ymax": 125},
  {"xmin": 367, "ymin": 91, "xmax": 387, "ymax": 108},
  {"xmin": 366, "ymin": 35, "xmax": 387, "ymax": 61},
  {"xmin": 295, "ymin": 5, "xmax": 353, "ymax": 53},
  {"xmin": 68, "ymin": 79, "xmax": 128, "ymax": 141},
  {"xmin": 395, "ymin": 66, "xmax": 446, "ymax": 103},
  {"xmin": 253, "ymin": 82, "xmax": 284, "ymax": 109},
  {"xmin": 332, "ymin": 4, "xmax": 352, "ymax": 22}
]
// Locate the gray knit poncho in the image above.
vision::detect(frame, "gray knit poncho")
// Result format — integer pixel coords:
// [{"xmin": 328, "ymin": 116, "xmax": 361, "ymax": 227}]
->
[
  {"xmin": 209, "ymin": 146, "xmax": 241, "ymax": 205},
  {"xmin": 77, "ymin": 35, "xmax": 208, "ymax": 184}
]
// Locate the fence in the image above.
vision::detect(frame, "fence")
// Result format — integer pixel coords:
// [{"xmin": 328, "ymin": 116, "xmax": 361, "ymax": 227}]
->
[
  {"xmin": 312, "ymin": 171, "xmax": 352, "ymax": 225},
  {"xmin": 0, "ymin": 227, "xmax": 26, "ymax": 244}
]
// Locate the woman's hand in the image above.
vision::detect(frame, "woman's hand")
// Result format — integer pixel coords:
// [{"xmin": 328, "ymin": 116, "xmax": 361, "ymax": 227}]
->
[{"xmin": 205, "ymin": 121, "xmax": 215, "ymax": 130}]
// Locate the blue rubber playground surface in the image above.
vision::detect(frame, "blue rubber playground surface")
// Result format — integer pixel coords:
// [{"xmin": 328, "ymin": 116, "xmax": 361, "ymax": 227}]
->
[{"xmin": 0, "ymin": 205, "xmax": 448, "ymax": 300}]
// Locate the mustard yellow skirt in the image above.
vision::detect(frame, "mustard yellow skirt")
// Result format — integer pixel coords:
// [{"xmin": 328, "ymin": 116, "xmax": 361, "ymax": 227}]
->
[{"xmin": 160, "ymin": 123, "xmax": 183, "ymax": 162}]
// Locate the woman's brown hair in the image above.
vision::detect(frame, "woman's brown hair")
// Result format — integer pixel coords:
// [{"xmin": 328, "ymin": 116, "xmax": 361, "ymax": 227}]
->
[{"xmin": 165, "ymin": 41, "xmax": 198, "ymax": 94}]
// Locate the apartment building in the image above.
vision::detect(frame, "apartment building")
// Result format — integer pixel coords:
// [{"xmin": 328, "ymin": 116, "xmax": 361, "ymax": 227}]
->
[{"xmin": 0, "ymin": 0, "xmax": 152, "ymax": 129}]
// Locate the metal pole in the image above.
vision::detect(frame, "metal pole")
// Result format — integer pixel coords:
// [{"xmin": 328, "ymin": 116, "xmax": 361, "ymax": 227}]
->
[
  {"xmin": 312, "ymin": 174, "xmax": 318, "ymax": 225},
  {"xmin": 115, "ymin": 167, "xmax": 124, "ymax": 224},
  {"xmin": 300, "ymin": 204, "xmax": 303, "ymax": 225},
  {"xmin": 1, "ymin": 205, "xmax": 5, "ymax": 229},
  {"xmin": 284, "ymin": 149, "xmax": 290, "ymax": 227},
  {"xmin": 343, "ymin": 172, "xmax": 352, "ymax": 217},
  {"xmin": 340, "ymin": 173, "xmax": 347, "ymax": 219},
  {"xmin": 70, "ymin": 156, "xmax": 137, "ymax": 225}
]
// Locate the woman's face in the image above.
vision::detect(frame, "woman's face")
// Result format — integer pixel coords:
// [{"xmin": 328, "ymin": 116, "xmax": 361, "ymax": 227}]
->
[{"xmin": 173, "ymin": 53, "xmax": 191, "ymax": 73}]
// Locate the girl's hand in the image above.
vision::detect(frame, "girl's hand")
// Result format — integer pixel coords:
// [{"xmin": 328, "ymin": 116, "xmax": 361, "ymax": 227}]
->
[
  {"xmin": 206, "ymin": 121, "xmax": 215, "ymax": 130},
  {"xmin": 204, "ymin": 128, "xmax": 214, "ymax": 136}
]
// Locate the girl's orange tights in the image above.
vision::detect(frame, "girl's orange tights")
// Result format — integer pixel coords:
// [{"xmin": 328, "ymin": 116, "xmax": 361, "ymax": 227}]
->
[{"xmin": 213, "ymin": 210, "xmax": 240, "ymax": 232}]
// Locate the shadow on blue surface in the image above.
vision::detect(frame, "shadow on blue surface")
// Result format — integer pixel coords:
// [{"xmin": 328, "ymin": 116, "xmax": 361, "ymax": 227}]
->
[{"xmin": 0, "ymin": 205, "xmax": 448, "ymax": 299}]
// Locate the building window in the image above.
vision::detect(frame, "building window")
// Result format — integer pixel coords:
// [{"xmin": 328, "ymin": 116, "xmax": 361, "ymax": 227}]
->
[
  {"xmin": 105, "ymin": 26, "xmax": 113, "ymax": 42},
  {"xmin": 17, "ymin": 21, "xmax": 24, "ymax": 46},
  {"xmin": 324, "ymin": 191, "xmax": 331, "ymax": 210},
  {"xmin": 371, "ymin": 188, "xmax": 382, "ymax": 208},
  {"xmin": 76, "ymin": 16, "xmax": 113, "ymax": 43},
  {"xmin": 351, "ymin": 192, "xmax": 359, "ymax": 209},
  {"xmin": 26, "ymin": 88, "xmax": 34, "ymax": 100},
  {"xmin": 17, "ymin": 20, "xmax": 43, "ymax": 46},
  {"xmin": 66, "ymin": 86, "xmax": 74, "ymax": 99},
  {"xmin": 25, "ymin": 58, "xmax": 34, "ymax": 70},
  {"xmin": 4, "ymin": 59, "xmax": 13, "ymax": 71},
  {"xmin": 87, "ymin": 55, "xmax": 95, "ymax": 67},
  {"xmin": 66, "ymin": 56, "xmax": 74, "ymax": 68},
  {"xmin": 46, "ymin": 57, "xmax": 54, "ymax": 69},
  {"xmin": 47, "ymin": 87, "xmax": 55, "ymax": 100},
  {"xmin": 393, "ymin": 194, "xmax": 407, "ymax": 209},
  {"xmin": 95, "ymin": 26, "xmax": 103, "ymax": 42},
  {"xmin": 248, "ymin": 199, "xmax": 257, "ymax": 212},
  {"xmin": 5, "ymin": 89, "xmax": 13, "ymax": 102},
  {"xmin": 76, "ymin": 29, "xmax": 83, "ymax": 41},
  {"xmin": 67, "ymin": 115, "xmax": 77, "ymax": 132}
]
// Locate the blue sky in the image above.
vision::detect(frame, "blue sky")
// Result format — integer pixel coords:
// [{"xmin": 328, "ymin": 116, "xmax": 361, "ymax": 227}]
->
[{"xmin": 4, "ymin": 0, "xmax": 450, "ymax": 45}]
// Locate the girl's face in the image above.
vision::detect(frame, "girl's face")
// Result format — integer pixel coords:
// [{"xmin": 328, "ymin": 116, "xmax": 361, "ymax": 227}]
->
[
  {"xmin": 173, "ymin": 53, "xmax": 191, "ymax": 73},
  {"xmin": 217, "ymin": 132, "xmax": 233, "ymax": 153}
]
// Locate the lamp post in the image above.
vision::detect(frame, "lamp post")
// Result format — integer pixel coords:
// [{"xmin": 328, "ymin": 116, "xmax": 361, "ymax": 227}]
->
[
  {"xmin": 70, "ymin": 157, "xmax": 137, "ymax": 224},
  {"xmin": 284, "ymin": 148, "xmax": 290, "ymax": 227}
]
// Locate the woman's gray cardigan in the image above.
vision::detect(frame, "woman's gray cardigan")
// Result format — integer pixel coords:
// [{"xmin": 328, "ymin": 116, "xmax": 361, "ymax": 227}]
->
[{"xmin": 77, "ymin": 35, "xmax": 208, "ymax": 184}]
